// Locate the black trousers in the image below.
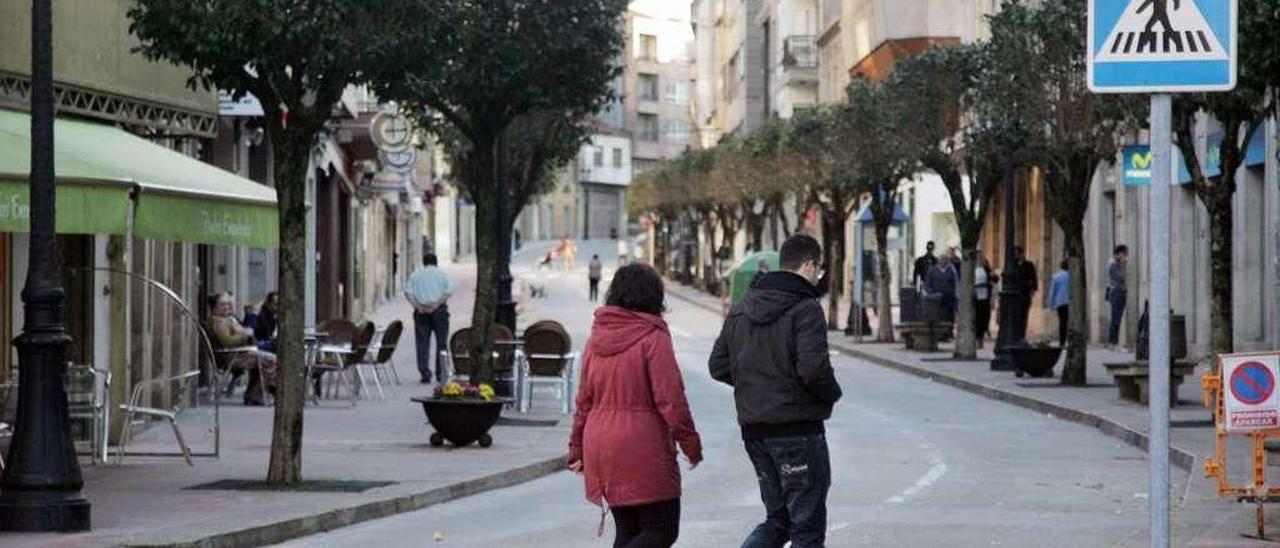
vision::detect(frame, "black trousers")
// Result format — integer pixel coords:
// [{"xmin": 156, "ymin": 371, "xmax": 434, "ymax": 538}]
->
[
  {"xmin": 974, "ymin": 298, "xmax": 992, "ymax": 340},
  {"xmin": 1057, "ymin": 305, "xmax": 1069, "ymax": 347},
  {"xmin": 589, "ymin": 278, "xmax": 601, "ymax": 302},
  {"xmin": 611, "ymin": 498, "xmax": 680, "ymax": 548}
]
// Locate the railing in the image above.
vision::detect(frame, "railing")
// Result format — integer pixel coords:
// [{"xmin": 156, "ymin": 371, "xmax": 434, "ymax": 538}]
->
[{"xmin": 783, "ymin": 35, "xmax": 818, "ymax": 68}]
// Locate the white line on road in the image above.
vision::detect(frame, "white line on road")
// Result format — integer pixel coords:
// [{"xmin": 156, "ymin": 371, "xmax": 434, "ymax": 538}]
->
[
  {"xmin": 883, "ymin": 453, "xmax": 948, "ymax": 505},
  {"xmin": 849, "ymin": 402, "xmax": 951, "ymax": 506}
]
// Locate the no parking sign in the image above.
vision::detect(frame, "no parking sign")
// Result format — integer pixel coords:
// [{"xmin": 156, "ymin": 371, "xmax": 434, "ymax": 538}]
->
[{"xmin": 1222, "ymin": 353, "xmax": 1280, "ymax": 432}]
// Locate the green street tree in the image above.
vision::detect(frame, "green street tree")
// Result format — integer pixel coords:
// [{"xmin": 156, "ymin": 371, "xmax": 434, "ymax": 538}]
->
[
  {"xmin": 1172, "ymin": 0, "xmax": 1279, "ymax": 356},
  {"xmin": 782, "ymin": 107, "xmax": 860, "ymax": 329},
  {"xmin": 887, "ymin": 44, "xmax": 1002, "ymax": 360},
  {"xmin": 378, "ymin": 0, "xmax": 626, "ymax": 381},
  {"xmin": 987, "ymin": 0, "xmax": 1138, "ymax": 385},
  {"xmin": 128, "ymin": 0, "xmax": 422, "ymax": 485},
  {"xmin": 844, "ymin": 78, "xmax": 914, "ymax": 342}
]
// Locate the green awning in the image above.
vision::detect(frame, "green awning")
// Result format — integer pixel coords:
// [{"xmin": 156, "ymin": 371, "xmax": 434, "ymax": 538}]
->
[{"xmin": 0, "ymin": 109, "xmax": 278, "ymax": 248}]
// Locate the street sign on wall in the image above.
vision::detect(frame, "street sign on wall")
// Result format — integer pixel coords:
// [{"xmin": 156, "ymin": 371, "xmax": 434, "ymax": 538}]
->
[
  {"xmin": 1222, "ymin": 353, "xmax": 1280, "ymax": 432},
  {"xmin": 1088, "ymin": 0, "xmax": 1237, "ymax": 93}
]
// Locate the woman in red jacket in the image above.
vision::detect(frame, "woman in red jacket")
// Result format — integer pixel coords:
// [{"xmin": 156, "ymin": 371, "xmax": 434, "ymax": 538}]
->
[{"xmin": 568, "ymin": 263, "xmax": 703, "ymax": 548}]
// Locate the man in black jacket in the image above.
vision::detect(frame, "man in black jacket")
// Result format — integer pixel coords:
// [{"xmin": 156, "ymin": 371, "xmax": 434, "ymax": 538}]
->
[{"xmin": 710, "ymin": 234, "xmax": 843, "ymax": 548}]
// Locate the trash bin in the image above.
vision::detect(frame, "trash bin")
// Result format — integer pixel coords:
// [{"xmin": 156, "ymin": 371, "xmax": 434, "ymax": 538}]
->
[{"xmin": 900, "ymin": 288, "xmax": 921, "ymax": 323}]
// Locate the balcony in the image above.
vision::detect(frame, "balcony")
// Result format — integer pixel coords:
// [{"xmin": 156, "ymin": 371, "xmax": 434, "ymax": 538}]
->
[
  {"xmin": 783, "ymin": 36, "xmax": 818, "ymax": 68},
  {"xmin": 781, "ymin": 35, "xmax": 818, "ymax": 86}
]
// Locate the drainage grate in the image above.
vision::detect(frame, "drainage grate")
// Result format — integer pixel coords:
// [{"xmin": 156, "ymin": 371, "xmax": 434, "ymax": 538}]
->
[{"xmin": 186, "ymin": 479, "xmax": 397, "ymax": 493}]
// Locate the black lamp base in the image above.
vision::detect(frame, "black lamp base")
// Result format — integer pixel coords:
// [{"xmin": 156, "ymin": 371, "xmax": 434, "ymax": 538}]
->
[{"xmin": 0, "ymin": 493, "xmax": 91, "ymax": 532}]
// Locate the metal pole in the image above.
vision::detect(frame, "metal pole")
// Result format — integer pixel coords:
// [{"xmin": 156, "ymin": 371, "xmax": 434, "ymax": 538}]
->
[
  {"xmin": 1148, "ymin": 93, "xmax": 1172, "ymax": 548},
  {"xmin": 991, "ymin": 164, "xmax": 1022, "ymax": 371},
  {"xmin": 0, "ymin": 0, "xmax": 91, "ymax": 532}
]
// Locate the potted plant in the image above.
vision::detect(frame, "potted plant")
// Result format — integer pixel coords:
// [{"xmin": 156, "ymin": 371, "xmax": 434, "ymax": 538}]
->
[
  {"xmin": 411, "ymin": 383, "xmax": 510, "ymax": 448},
  {"xmin": 1010, "ymin": 342, "xmax": 1063, "ymax": 378}
]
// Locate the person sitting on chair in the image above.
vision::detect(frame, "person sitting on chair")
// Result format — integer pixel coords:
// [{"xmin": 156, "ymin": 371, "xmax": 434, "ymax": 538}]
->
[{"xmin": 206, "ymin": 292, "xmax": 279, "ymax": 405}]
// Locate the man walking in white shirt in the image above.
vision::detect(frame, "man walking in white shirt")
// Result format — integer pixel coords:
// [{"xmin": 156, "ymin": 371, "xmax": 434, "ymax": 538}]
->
[{"xmin": 405, "ymin": 254, "xmax": 453, "ymax": 383}]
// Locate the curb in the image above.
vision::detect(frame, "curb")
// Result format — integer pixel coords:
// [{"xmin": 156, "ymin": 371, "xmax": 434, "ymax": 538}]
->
[
  {"xmin": 124, "ymin": 454, "xmax": 568, "ymax": 548},
  {"xmin": 665, "ymin": 284, "xmax": 1198, "ymax": 475}
]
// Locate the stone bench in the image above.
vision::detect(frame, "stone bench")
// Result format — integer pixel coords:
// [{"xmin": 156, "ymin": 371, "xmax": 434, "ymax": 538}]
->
[
  {"xmin": 1103, "ymin": 360, "xmax": 1197, "ymax": 406},
  {"xmin": 896, "ymin": 321, "xmax": 953, "ymax": 352}
]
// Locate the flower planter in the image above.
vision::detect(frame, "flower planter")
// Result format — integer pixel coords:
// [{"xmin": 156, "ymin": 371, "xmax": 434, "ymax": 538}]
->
[
  {"xmin": 1011, "ymin": 346, "xmax": 1062, "ymax": 378},
  {"xmin": 412, "ymin": 397, "xmax": 511, "ymax": 448}
]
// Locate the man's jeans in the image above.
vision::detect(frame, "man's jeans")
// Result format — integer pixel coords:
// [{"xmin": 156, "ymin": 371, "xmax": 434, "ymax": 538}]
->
[
  {"xmin": 1107, "ymin": 289, "xmax": 1127, "ymax": 345},
  {"xmin": 741, "ymin": 435, "xmax": 831, "ymax": 548},
  {"xmin": 414, "ymin": 307, "xmax": 450, "ymax": 382}
]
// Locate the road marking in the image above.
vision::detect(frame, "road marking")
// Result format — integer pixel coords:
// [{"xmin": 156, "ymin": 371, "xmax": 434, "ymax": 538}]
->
[
  {"xmin": 851, "ymin": 403, "xmax": 950, "ymax": 506},
  {"xmin": 883, "ymin": 453, "xmax": 948, "ymax": 505}
]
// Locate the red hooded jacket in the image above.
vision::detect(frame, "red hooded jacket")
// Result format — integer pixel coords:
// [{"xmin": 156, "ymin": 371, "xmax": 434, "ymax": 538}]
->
[{"xmin": 569, "ymin": 306, "xmax": 702, "ymax": 508}]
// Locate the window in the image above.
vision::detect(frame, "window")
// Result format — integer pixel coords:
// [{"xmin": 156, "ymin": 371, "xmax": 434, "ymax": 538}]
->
[
  {"xmin": 638, "ymin": 114, "xmax": 660, "ymax": 142},
  {"xmin": 638, "ymin": 33, "xmax": 658, "ymax": 60},
  {"xmin": 612, "ymin": 148, "xmax": 623, "ymax": 168},
  {"xmin": 723, "ymin": 50, "xmax": 742, "ymax": 100},
  {"xmin": 593, "ymin": 146, "xmax": 604, "ymax": 167},
  {"xmin": 638, "ymin": 73, "xmax": 659, "ymax": 102},
  {"xmin": 662, "ymin": 119, "xmax": 692, "ymax": 146},
  {"xmin": 664, "ymin": 81, "xmax": 691, "ymax": 106}
]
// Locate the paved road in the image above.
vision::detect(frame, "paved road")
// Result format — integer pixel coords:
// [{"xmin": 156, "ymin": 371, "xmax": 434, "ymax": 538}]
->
[{"xmin": 277, "ymin": 240, "xmax": 1171, "ymax": 547}]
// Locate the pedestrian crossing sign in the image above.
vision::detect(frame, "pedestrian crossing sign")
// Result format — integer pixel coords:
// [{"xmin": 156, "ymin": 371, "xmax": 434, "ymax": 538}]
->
[{"xmin": 1088, "ymin": 0, "xmax": 1237, "ymax": 93}]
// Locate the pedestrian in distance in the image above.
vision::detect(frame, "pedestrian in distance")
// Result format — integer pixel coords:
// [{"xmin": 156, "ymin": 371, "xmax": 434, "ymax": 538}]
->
[
  {"xmin": 1049, "ymin": 258, "xmax": 1071, "ymax": 348},
  {"xmin": 560, "ymin": 234, "xmax": 578, "ymax": 270},
  {"xmin": 926, "ymin": 248, "xmax": 960, "ymax": 324},
  {"xmin": 588, "ymin": 254, "xmax": 603, "ymax": 302},
  {"xmin": 1014, "ymin": 246, "xmax": 1039, "ymax": 332},
  {"xmin": 709, "ymin": 234, "xmax": 843, "ymax": 548},
  {"xmin": 912, "ymin": 240, "xmax": 937, "ymax": 291},
  {"xmin": 974, "ymin": 253, "xmax": 997, "ymax": 343},
  {"xmin": 1107, "ymin": 245, "xmax": 1129, "ymax": 348},
  {"xmin": 569, "ymin": 263, "xmax": 702, "ymax": 548},
  {"xmin": 405, "ymin": 253, "xmax": 453, "ymax": 384}
]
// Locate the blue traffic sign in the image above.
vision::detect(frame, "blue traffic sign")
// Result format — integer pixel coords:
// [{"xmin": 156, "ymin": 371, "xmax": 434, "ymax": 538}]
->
[
  {"xmin": 1088, "ymin": 0, "xmax": 1237, "ymax": 93},
  {"xmin": 1230, "ymin": 361, "xmax": 1275, "ymax": 406}
]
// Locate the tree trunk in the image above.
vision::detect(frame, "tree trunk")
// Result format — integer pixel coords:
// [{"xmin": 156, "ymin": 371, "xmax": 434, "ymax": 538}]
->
[
  {"xmin": 457, "ymin": 138, "xmax": 501, "ymax": 383},
  {"xmin": 1061, "ymin": 223, "xmax": 1089, "ymax": 386},
  {"xmin": 874, "ymin": 222, "xmax": 894, "ymax": 342},
  {"xmin": 954, "ymin": 249, "xmax": 978, "ymax": 359},
  {"xmin": 266, "ymin": 133, "xmax": 310, "ymax": 485},
  {"xmin": 1206, "ymin": 190, "xmax": 1234, "ymax": 354},
  {"xmin": 821, "ymin": 205, "xmax": 846, "ymax": 330}
]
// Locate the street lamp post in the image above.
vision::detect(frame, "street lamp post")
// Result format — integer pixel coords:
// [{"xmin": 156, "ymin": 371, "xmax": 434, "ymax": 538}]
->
[
  {"xmin": 0, "ymin": 0, "xmax": 92, "ymax": 532},
  {"xmin": 991, "ymin": 165, "xmax": 1025, "ymax": 372}
]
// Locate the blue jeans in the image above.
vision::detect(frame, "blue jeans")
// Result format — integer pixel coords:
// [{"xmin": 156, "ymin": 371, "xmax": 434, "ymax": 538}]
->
[
  {"xmin": 414, "ymin": 307, "xmax": 450, "ymax": 381},
  {"xmin": 741, "ymin": 435, "xmax": 831, "ymax": 548},
  {"xmin": 1108, "ymin": 289, "xmax": 1127, "ymax": 345}
]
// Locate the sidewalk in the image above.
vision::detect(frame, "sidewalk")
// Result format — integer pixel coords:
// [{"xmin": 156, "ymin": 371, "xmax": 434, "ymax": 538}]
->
[
  {"xmin": 5, "ymin": 263, "xmax": 591, "ymax": 548},
  {"xmin": 663, "ymin": 281, "xmax": 1278, "ymax": 547}
]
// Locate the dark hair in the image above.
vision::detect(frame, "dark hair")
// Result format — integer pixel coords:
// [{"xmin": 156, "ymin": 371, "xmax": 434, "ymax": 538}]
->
[
  {"xmin": 1014, "ymin": 246, "xmax": 1025, "ymax": 255},
  {"xmin": 424, "ymin": 253, "xmax": 438, "ymax": 266},
  {"xmin": 926, "ymin": 241, "xmax": 935, "ymax": 249},
  {"xmin": 606, "ymin": 263, "xmax": 665, "ymax": 315},
  {"xmin": 1060, "ymin": 258, "xmax": 1070, "ymax": 270},
  {"xmin": 780, "ymin": 234, "xmax": 823, "ymax": 271},
  {"xmin": 1114, "ymin": 245, "xmax": 1128, "ymax": 255}
]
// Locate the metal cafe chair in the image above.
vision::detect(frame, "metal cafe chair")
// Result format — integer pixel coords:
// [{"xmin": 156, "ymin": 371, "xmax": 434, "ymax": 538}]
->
[
  {"xmin": 68, "ymin": 363, "xmax": 112, "ymax": 464},
  {"xmin": 519, "ymin": 321, "xmax": 578, "ymax": 414},
  {"xmin": 117, "ymin": 369, "xmax": 202, "ymax": 466}
]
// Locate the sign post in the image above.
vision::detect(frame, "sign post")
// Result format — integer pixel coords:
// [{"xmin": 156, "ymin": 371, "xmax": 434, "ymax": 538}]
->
[{"xmin": 1088, "ymin": 1, "xmax": 1237, "ymax": 547}]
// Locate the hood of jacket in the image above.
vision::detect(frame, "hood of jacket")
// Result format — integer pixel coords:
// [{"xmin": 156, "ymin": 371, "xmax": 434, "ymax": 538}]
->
[
  {"xmin": 587, "ymin": 305, "xmax": 667, "ymax": 357},
  {"xmin": 741, "ymin": 271, "xmax": 819, "ymax": 325}
]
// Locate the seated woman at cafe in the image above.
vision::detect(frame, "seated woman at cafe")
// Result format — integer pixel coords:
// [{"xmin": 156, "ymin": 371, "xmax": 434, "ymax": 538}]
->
[
  {"xmin": 206, "ymin": 292, "xmax": 279, "ymax": 405},
  {"xmin": 253, "ymin": 291, "xmax": 279, "ymax": 352}
]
